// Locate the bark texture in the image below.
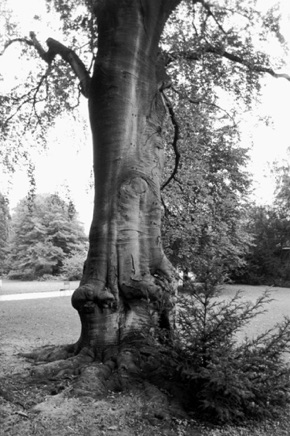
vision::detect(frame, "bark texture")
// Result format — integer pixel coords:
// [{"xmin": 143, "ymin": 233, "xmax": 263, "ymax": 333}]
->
[{"xmin": 71, "ymin": 0, "xmax": 180, "ymax": 359}]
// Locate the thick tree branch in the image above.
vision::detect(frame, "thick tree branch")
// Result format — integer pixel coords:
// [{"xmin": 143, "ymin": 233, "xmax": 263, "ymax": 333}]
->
[
  {"xmin": 45, "ymin": 37, "xmax": 92, "ymax": 98},
  {"xmin": 168, "ymin": 45, "xmax": 290, "ymax": 82},
  {"xmin": 30, "ymin": 32, "xmax": 91, "ymax": 98},
  {"xmin": 1, "ymin": 33, "xmax": 92, "ymax": 97},
  {"xmin": 197, "ymin": 0, "xmax": 228, "ymax": 35},
  {"xmin": 214, "ymin": 47, "xmax": 290, "ymax": 81},
  {"xmin": 29, "ymin": 31, "xmax": 55, "ymax": 63}
]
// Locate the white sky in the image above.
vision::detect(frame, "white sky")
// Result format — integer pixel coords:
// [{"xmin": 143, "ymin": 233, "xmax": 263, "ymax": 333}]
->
[
  {"xmin": 1, "ymin": 0, "xmax": 290, "ymax": 233},
  {"xmin": 247, "ymin": 76, "xmax": 290, "ymax": 204}
]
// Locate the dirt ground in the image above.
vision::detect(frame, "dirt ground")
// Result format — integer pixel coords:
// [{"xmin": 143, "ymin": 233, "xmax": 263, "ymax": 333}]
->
[{"xmin": 1, "ymin": 282, "xmax": 290, "ymax": 436}]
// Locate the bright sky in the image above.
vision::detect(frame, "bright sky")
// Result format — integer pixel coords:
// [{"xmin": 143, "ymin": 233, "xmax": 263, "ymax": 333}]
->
[
  {"xmin": 247, "ymin": 75, "xmax": 290, "ymax": 204},
  {"xmin": 0, "ymin": 0, "xmax": 290, "ymax": 233}
]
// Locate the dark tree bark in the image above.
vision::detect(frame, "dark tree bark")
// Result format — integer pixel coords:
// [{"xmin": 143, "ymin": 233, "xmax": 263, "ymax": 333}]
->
[{"xmin": 68, "ymin": 0, "xmax": 181, "ymax": 360}]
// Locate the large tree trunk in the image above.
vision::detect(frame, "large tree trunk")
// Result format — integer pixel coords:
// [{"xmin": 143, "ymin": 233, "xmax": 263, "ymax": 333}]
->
[{"xmin": 71, "ymin": 0, "xmax": 179, "ymax": 360}]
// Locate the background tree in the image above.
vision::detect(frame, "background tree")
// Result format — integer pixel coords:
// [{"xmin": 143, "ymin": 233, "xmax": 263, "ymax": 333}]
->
[
  {"xmin": 161, "ymin": 94, "xmax": 252, "ymax": 283},
  {"xmin": 273, "ymin": 156, "xmax": 290, "ymax": 214},
  {"xmin": 232, "ymin": 205, "xmax": 289, "ymax": 285},
  {"xmin": 158, "ymin": 1, "xmax": 289, "ymax": 287},
  {"xmin": 234, "ymin": 156, "xmax": 290, "ymax": 286},
  {"xmin": 0, "ymin": 193, "xmax": 10, "ymax": 276},
  {"xmin": 61, "ymin": 250, "xmax": 87, "ymax": 281},
  {"xmin": 7, "ymin": 193, "xmax": 87, "ymax": 280},
  {"xmin": 1, "ymin": 0, "xmax": 289, "ymax": 383}
]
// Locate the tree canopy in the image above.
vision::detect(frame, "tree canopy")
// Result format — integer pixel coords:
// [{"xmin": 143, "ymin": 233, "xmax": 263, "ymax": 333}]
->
[{"xmin": 1, "ymin": 0, "xmax": 289, "ymax": 174}]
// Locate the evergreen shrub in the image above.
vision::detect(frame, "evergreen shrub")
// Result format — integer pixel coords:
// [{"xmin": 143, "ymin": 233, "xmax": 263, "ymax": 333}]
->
[{"xmin": 158, "ymin": 281, "xmax": 290, "ymax": 424}]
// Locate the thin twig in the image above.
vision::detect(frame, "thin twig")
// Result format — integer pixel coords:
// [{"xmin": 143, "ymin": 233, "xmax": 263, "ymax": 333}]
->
[
  {"xmin": 198, "ymin": 0, "xmax": 228, "ymax": 35},
  {"xmin": 3, "ymin": 67, "xmax": 51, "ymax": 129},
  {"xmin": 0, "ymin": 38, "xmax": 33, "ymax": 55}
]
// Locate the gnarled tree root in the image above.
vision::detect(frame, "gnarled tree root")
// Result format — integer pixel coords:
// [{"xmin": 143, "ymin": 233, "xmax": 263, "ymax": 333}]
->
[
  {"xmin": 15, "ymin": 341, "xmax": 191, "ymax": 427},
  {"xmin": 19, "ymin": 343, "xmax": 76, "ymax": 363}
]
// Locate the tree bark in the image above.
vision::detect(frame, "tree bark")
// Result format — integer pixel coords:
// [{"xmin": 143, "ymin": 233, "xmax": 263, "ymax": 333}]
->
[{"xmin": 71, "ymin": 0, "xmax": 180, "ymax": 359}]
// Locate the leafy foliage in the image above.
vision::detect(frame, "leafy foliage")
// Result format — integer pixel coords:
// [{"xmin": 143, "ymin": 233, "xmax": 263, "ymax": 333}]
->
[
  {"xmin": 61, "ymin": 250, "xmax": 86, "ymax": 280},
  {"xmin": 162, "ymin": 0, "xmax": 287, "ymax": 109},
  {"xmin": 233, "ymin": 156, "xmax": 290, "ymax": 286},
  {"xmin": 7, "ymin": 193, "xmax": 88, "ymax": 279},
  {"xmin": 273, "ymin": 157, "xmax": 290, "ymax": 215},
  {"xmin": 157, "ymin": 282, "xmax": 290, "ymax": 424},
  {"xmin": 161, "ymin": 87, "xmax": 252, "ymax": 282},
  {"xmin": 0, "ymin": 0, "xmax": 93, "ymax": 178},
  {"xmin": 232, "ymin": 205, "xmax": 290, "ymax": 286},
  {"xmin": 1, "ymin": 0, "xmax": 288, "ymax": 176},
  {"xmin": 158, "ymin": 0, "xmax": 286, "ymax": 283}
]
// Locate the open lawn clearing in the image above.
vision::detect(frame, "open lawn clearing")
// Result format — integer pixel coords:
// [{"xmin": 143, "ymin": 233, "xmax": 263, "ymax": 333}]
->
[
  {"xmin": 0, "ymin": 296, "xmax": 80, "ymax": 376},
  {"xmin": 221, "ymin": 284, "xmax": 290, "ymax": 361}
]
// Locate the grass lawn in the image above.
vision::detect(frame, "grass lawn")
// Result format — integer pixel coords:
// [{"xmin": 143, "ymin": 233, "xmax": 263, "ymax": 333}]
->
[{"xmin": 1, "ymin": 281, "xmax": 290, "ymax": 435}]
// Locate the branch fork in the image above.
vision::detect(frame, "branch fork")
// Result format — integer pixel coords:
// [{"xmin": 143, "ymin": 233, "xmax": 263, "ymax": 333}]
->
[{"xmin": 2, "ymin": 32, "xmax": 92, "ymax": 98}]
